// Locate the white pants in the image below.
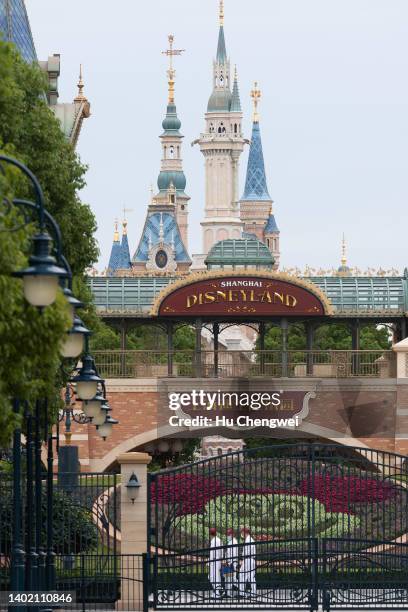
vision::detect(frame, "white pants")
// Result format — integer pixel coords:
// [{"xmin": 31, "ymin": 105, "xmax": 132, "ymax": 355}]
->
[
  {"xmin": 239, "ymin": 560, "xmax": 256, "ymax": 595},
  {"xmin": 225, "ymin": 565, "xmax": 238, "ymax": 596},
  {"xmin": 209, "ymin": 561, "xmax": 222, "ymax": 596}
]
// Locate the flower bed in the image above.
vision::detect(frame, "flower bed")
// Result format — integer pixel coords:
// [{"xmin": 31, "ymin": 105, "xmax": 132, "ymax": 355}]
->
[{"xmin": 151, "ymin": 460, "xmax": 407, "ymax": 551}]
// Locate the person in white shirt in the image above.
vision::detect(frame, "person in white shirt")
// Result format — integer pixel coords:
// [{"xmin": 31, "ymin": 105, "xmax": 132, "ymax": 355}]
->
[
  {"xmin": 224, "ymin": 528, "xmax": 239, "ymax": 597},
  {"xmin": 239, "ymin": 527, "xmax": 257, "ymax": 598},
  {"xmin": 209, "ymin": 527, "xmax": 223, "ymax": 598}
]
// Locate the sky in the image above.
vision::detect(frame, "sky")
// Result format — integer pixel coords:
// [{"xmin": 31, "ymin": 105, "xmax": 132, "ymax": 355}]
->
[{"xmin": 26, "ymin": 0, "xmax": 408, "ymax": 273}]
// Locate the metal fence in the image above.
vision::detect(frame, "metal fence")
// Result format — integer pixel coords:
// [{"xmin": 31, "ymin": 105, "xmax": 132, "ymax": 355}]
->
[
  {"xmin": 147, "ymin": 443, "xmax": 408, "ymax": 610},
  {"xmin": 94, "ymin": 349, "xmax": 394, "ymax": 379}
]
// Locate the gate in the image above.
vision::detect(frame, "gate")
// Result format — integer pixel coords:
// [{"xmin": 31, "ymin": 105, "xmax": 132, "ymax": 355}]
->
[{"xmin": 147, "ymin": 443, "xmax": 408, "ymax": 610}]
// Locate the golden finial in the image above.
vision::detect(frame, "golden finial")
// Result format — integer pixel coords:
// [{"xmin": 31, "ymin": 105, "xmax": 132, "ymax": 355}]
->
[
  {"xmin": 114, "ymin": 219, "xmax": 119, "ymax": 242},
  {"xmin": 122, "ymin": 207, "xmax": 133, "ymax": 235},
  {"xmin": 250, "ymin": 81, "xmax": 261, "ymax": 122},
  {"xmin": 234, "ymin": 64, "xmax": 238, "ymax": 80},
  {"xmin": 162, "ymin": 34, "xmax": 185, "ymax": 104},
  {"xmin": 341, "ymin": 233, "xmax": 347, "ymax": 267},
  {"xmin": 75, "ymin": 64, "xmax": 86, "ymax": 101},
  {"xmin": 219, "ymin": 0, "xmax": 224, "ymax": 26}
]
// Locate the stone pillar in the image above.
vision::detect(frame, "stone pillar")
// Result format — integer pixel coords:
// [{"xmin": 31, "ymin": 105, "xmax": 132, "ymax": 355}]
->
[
  {"xmin": 393, "ymin": 338, "xmax": 408, "ymax": 379},
  {"xmin": 117, "ymin": 452, "xmax": 152, "ymax": 611}
]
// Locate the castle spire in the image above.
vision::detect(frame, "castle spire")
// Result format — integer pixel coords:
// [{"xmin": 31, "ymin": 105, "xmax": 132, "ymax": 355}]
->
[
  {"xmin": 75, "ymin": 64, "xmax": 86, "ymax": 101},
  {"xmin": 216, "ymin": 1, "xmax": 227, "ymax": 63},
  {"xmin": 242, "ymin": 84, "xmax": 270, "ymax": 201},
  {"xmin": 230, "ymin": 66, "xmax": 241, "ymax": 112},
  {"xmin": 337, "ymin": 233, "xmax": 351, "ymax": 276},
  {"xmin": 107, "ymin": 219, "xmax": 122, "ymax": 276},
  {"xmin": 341, "ymin": 233, "xmax": 347, "ymax": 267}
]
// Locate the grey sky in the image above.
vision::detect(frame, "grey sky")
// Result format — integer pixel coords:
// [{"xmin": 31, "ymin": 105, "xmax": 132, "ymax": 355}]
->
[{"xmin": 26, "ymin": 0, "xmax": 408, "ymax": 272}]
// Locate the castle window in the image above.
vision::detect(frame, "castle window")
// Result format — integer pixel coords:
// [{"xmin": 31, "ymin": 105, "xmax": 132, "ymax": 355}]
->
[
  {"xmin": 170, "ymin": 194, "xmax": 175, "ymax": 204},
  {"xmin": 234, "ymin": 123, "xmax": 238, "ymax": 134},
  {"xmin": 170, "ymin": 146, "xmax": 174, "ymax": 159}
]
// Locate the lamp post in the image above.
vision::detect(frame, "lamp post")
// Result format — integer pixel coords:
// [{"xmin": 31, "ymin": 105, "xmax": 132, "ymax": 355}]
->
[{"xmin": 0, "ymin": 155, "xmax": 88, "ymax": 609}]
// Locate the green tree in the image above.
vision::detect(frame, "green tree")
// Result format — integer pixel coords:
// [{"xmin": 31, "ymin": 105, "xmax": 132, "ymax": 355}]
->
[{"xmin": 0, "ymin": 41, "xmax": 100, "ymax": 444}]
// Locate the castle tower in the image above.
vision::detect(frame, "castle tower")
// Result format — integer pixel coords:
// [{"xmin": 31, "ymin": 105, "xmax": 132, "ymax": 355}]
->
[
  {"xmin": 153, "ymin": 35, "xmax": 190, "ymax": 250},
  {"xmin": 132, "ymin": 36, "xmax": 191, "ymax": 276},
  {"xmin": 197, "ymin": 1, "xmax": 245, "ymax": 254},
  {"xmin": 240, "ymin": 82, "xmax": 280, "ymax": 269},
  {"xmin": 118, "ymin": 217, "xmax": 132, "ymax": 272},
  {"xmin": 107, "ymin": 220, "xmax": 122, "ymax": 276}
]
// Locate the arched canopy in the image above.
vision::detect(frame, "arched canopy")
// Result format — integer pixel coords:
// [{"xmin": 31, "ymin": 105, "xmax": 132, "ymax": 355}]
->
[{"xmin": 150, "ymin": 271, "xmax": 334, "ymax": 318}]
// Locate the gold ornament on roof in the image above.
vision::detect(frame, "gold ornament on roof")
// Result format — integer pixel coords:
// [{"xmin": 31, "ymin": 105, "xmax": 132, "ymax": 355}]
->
[
  {"xmin": 162, "ymin": 34, "xmax": 185, "ymax": 104},
  {"xmin": 341, "ymin": 233, "xmax": 347, "ymax": 268},
  {"xmin": 75, "ymin": 64, "xmax": 86, "ymax": 101},
  {"xmin": 113, "ymin": 219, "xmax": 119, "ymax": 242},
  {"xmin": 219, "ymin": 0, "xmax": 225, "ymax": 26},
  {"xmin": 251, "ymin": 81, "xmax": 261, "ymax": 122}
]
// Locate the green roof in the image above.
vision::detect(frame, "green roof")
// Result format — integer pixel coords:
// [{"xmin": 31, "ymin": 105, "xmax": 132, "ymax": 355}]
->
[
  {"xmin": 88, "ymin": 274, "xmax": 408, "ymax": 317},
  {"xmin": 205, "ymin": 238, "xmax": 274, "ymax": 267}
]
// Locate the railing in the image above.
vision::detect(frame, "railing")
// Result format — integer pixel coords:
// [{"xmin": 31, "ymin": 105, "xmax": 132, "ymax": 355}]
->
[{"xmin": 93, "ymin": 350, "xmax": 395, "ymax": 379}]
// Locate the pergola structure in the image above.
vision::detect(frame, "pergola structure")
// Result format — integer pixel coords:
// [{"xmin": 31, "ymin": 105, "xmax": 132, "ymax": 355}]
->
[{"xmin": 88, "ymin": 270, "xmax": 408, "ymax": 378}]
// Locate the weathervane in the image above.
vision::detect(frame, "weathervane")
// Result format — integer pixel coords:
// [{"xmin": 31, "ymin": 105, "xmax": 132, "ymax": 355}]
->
[
  {"xmin": 162, "ymin": 34, "xmax": 185, "ymax": 104},
  {"xmin": 251, "ymin": 81, "xmax": 261, "ymax": 122}
]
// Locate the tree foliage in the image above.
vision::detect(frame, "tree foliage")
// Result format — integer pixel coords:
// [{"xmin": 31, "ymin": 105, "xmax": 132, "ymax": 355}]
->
[{"xmin": 0, "ymin": 41, "xmax": 99, "ymax": 444}]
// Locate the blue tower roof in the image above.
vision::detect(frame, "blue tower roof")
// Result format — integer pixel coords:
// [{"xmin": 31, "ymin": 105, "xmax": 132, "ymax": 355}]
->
[
  {"xmin": 162, "ymin": 102, "xmax": 182, "ymax": 135},
  {"xmin": 133, "ymin": 212, "xmax": 190, "ymax": 264},
  {"xmin": 107, "ymin": 239, "xmax": 122, "ymax": 276},
  {"xmin": 216, "ymin": 25, "xmax": 227, "ymax": 63},
  {"xmin": 230, "ymin": 70, "xmax": 241, "ymax": 112},
  {"xmin": 265, "ymin": 214, "xmax": 279, "ymax": 233},
  {"xmin": 241, "ymin": 121, "xmax": 271, "ymax": 202},
  {"xmin": 119, "ymin": 230, "xmax": 132, "ymax": 270},
  {"xmin": 0, "ymin": 0, "xmax": 37, "ymax": 62}
]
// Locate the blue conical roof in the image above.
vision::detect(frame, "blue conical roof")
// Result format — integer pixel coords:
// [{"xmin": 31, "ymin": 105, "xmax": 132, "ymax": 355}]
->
[
  {"xmin": 216, "ymin": 25, "xmax": 227, "ymax": 63},
  {"xmin": 107, "ymin": 239, "xmax": 121, "ymax": 276},
  {"xmin": 119, "ymin": 232, "xmax": 131, "ymax": 270},
  {"xmin": 0, "ymin": 0, "xmax": 37, "ymax": 62},
  {"xmin": 241, "ymin": 121, "xmax": 271, "ymax": 201},
  {"xmin": 230, "ymin": 72, "xmax": 241, "ymax": 112}
]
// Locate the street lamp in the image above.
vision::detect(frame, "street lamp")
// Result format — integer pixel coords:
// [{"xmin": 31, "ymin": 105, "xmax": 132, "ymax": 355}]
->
[
  {"xmin": 91, "ymin": 403, "xmax": 110, "ymax": 426},
  {"xmin": 60, "ymin": 316, "xmax": 90, "ymax": 359},
  {"xmin": 82, "ymin": 389, "xmax": 106, "ymax": 418},
  {"xmin": 13, "ymin": 231, "xmax": 68, "ymax": 307},
  {"xmin": 71, "ymin": 353, "xmax": 104, "ymax": 400},
  {"xmin": 126, "ymin": 472, "xmax": 141, "ymax": 504},
  {"xmin": 97, "ymin": 415, "xmax": 119, "ymax": 440}
]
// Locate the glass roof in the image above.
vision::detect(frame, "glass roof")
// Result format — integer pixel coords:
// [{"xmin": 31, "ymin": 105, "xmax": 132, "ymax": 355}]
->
[{"xmin": 88, "ymin": 274, "xmax": 408, "ymax": 317}]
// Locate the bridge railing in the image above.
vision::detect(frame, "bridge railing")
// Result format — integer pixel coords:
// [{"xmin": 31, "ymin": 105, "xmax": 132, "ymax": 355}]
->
[{"xmin": 93, "ymin": 349, "xmax": 395, "ymax": 379}]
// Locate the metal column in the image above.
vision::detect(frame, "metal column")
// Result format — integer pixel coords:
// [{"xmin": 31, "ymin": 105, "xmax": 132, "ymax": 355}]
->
[{"xmin": 213, "ymin": 322, "xmax": 219, "ymax": 378}]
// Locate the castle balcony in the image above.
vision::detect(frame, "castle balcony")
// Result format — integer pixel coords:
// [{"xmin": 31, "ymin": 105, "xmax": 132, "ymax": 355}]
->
[{"xmin": 93, "ymin": 349, "xmax": 395, "ymax": 379}]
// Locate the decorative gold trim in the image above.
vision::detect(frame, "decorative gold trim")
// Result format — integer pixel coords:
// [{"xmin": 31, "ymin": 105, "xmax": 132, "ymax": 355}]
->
[{"xmin": 150, "ymin": 270, "xmax": 334, "ymax": 316}]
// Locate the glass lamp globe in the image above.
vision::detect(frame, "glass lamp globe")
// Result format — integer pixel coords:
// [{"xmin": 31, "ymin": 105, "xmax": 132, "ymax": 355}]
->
[
  {"xmin": 60, "ymin": 333, "xmax": 84, "ymax": 359},
  {"xmin": 92, "ymin": 409, "xmax": 107, "ymax": 426},
  {"xmin": 23, "ymin": 275, "xmax": 59, "ymax": 307},
  {"xmin": 97, "ymin": 421, "xmax": 113, "ymax": 439},
  {"xmin": 83, "ymin": 400, "xmax": 103, "ymax": 419},
  {"xmin": 76, "ymin": 380, "xmax": 98, "ymax": 401}
]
